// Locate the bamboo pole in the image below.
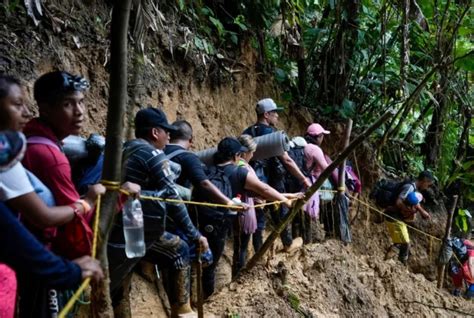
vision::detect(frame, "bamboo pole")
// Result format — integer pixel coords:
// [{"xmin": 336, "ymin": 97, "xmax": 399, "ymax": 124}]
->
[
  {"xmin": 437, "ymin": 195, "xmax": 458, "ymax": 289},
  {"xmin": 91, "ymin": 0, "xmax": 132, "ymax": 316},
  {"xmin": 337, "ymin": 119, "xmax": 353, "ymax": 243},
  {"xmin": 242, "ymin": 110, "xmax": 393, "ymax": 274}
]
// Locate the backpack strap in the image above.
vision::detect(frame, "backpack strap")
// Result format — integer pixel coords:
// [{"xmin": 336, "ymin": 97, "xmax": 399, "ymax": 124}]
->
[
  {"xmin": 27, "ymin": 136, "xmax": 61, "ymax": 151},
  {"xmin": 166, "ymin": 149, "xmax": 189, "ymax": 161}
]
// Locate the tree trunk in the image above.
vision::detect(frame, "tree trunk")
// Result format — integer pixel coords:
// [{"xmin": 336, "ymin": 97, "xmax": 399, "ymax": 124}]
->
[
  {"xmin": 400, "ymin": 0, "xmax": 410, "ymax": 97},
  {"xmin": 91, "ymin": 0, "xmax": 132, "ymax": 317}
]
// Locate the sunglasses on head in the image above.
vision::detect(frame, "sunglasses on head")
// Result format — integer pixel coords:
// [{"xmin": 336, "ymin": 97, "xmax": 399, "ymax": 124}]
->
[{"xmin": 61, "ymin": 72, "xmax": 90, "ymax": 91}]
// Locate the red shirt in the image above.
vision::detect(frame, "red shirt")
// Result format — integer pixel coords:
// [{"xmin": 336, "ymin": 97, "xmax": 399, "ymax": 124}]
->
[{"xmin": 22, "ymin": 119, "xmax": 80, "ymax": 206}]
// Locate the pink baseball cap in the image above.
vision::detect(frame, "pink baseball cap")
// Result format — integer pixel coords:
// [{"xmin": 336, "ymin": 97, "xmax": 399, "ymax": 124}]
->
[{"xmin": 306, "ymin": 123, "xmax": 330, "ymax": 136}]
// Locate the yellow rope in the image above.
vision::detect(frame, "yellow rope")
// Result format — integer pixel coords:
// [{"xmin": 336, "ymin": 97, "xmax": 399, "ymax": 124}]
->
[
  {"xmin": 58, "ymin": 194, "xmax": 102, "ymax": 318},
  {"xmin": 347, "ymin": 193, "xmax": 442, "ymax": 242}
]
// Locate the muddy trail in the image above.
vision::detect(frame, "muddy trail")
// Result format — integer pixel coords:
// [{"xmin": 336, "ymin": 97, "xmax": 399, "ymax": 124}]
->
[{"xmin": 130, "ymin": 204, "xmax": 474, "ymax": 317}]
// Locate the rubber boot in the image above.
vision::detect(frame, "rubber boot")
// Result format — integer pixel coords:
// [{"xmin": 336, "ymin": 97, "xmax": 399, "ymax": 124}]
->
[
  {"xmin": 284, "ymin": 237, "xmax": 303, "ymax": 253},
  {"xmin": 170, "ymin": 266, "xmax": 196, "ymax": 318}
]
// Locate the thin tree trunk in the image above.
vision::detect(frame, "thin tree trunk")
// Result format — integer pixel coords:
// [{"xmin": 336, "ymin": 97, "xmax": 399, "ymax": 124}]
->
[
  {"xmin": 437, "ymin": 195, "xmax": 458, "ymax": 289},
  {"xmin": 91, "ymin": 0, "xmax": 132, "ymax": 317},
  {"xmin": 400, "ymin": 0, "xmax": 410, "ymax": 97},
  {"xmin": 402, "ymin": 100, "xmax": 433, "ymax": 143}
]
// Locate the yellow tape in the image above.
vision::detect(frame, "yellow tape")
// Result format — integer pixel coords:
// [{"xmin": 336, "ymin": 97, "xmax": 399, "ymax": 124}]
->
[
  {"xmin": 58, "ymin": 194, "xmax": 102, "ymax": 318},
  {"xmin": 347, "ymin": 193, "xmax": 442, "ymax": 242}
]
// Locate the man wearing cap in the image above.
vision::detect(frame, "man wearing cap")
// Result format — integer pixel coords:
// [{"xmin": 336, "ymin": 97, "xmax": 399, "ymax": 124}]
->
[
  {"xmin": 384, "ymin": 191, "xmax": 429, "ymax": 265},
  {"xmin": 243, "ymin": 98, "xmax": 310, "ymax": 253},
  {"xmin": 108, "ymin": 107, "xmax": 207, "ymax": 317}
]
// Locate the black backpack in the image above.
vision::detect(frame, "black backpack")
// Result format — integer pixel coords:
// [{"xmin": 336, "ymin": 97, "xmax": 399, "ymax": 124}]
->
[
  {"xmin": 370, "ymin": 179, "xmax": 414, "ymax": 208},
  {"xmin": 194, "ymin": 164, "xmax": 237, "ymax": 215},
  {"xmin": 285, "ymin": 146, "xmax": 309, "ymax": 192}
]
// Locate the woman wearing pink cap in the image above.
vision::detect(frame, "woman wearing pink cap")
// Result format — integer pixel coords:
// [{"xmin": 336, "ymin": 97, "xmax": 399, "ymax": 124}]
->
[{"xmin": 303, "ymin": 124, "xmax": 339, "ymax": 231}]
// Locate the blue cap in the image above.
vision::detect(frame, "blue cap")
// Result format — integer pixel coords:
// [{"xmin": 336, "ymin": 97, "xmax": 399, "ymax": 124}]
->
[{"xmin": 406, "ymin": 192, "xmax": 420, "ymax": 206}]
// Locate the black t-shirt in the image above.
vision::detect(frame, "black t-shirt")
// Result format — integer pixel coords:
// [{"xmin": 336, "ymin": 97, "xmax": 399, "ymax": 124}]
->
[
  {"xmin": 224, "ymin": 163, "xmax": 249, "ymax": 198},
  {"xmin": 242, "ymin": 122, "xmax": 275, "ymax": 137},
  {"xmin": 164, "ymin": 144, "xmax": 208, "ymax": 188}
]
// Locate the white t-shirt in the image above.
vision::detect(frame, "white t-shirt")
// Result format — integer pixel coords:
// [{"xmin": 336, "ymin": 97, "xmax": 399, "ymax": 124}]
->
[{"xmin": 0, "ymin": 162, "xmax": 34, "ymax": 201}]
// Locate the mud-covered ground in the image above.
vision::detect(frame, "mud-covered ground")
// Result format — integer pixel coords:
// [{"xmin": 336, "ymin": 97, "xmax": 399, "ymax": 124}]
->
[{"xmin": 131, "ymin": 206, "xmax": 474, "ymax": 317}]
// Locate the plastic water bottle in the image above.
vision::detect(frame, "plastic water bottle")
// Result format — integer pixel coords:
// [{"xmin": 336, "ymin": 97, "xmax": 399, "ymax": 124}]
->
[
  {"xmin": 123, "ymin": 199, "xmax": 146, "ymax": 258},
  {"xmin": 228, "ymin": 194, "xmax": 242, "ymax": 216}
]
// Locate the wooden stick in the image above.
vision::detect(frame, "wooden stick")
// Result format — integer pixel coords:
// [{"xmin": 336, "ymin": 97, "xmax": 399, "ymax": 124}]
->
[
  {"xmin": 242, "ymin": 110, "xmax": 394, "ymax": 274},
  {"xmin": 437, "ymin": 195, "xmax": 458, "ymax": 289},
  {"xmin": 338, "ymin": 119, "xmax": 353, "ymax": 243}
]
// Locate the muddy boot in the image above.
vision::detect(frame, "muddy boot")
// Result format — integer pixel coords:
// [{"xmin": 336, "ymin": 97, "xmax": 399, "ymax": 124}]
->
[
  {"xmin": 398, "ymin": 243, "xmax": 409, "ymax": 265},
  {"xmin": 170, "ymin": 266, "xmax": 196, "ymax": 318},
  {"xmin": 171, "ymin": 302, "xmax": 196, "ymax": 318},
  {"xmin": 384, "ymin": 245, "xmax": 398, "ymax": 261},
  {"xmin": 284, "ymin": 237, "xmax": 303, "ymax": 254}
]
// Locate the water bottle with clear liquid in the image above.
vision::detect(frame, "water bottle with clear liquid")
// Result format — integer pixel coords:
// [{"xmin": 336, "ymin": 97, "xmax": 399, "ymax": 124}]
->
[{"xmin": 123, "ymin": 198, "xmax": 146, "ymax": 258}]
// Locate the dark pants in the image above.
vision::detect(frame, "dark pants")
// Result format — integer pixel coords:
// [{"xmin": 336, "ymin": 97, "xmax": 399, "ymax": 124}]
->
[
  {"xmin": 252, "ymin": 208, "xmax": 266, "ymax": 252},
  {"xmin": 268, "ymin": 180, "xmax": 293, "ymax": 247},
  {"xmin": 292, "ymin": 208, "xmax": 312, "ymax": 244},
  {"xmin": 108, "ymin": 231, "xmax": 191, "ymax": 306},
  {"xmin": 198, "ymin": 213, "xmax": 233, "ymax": 299}
]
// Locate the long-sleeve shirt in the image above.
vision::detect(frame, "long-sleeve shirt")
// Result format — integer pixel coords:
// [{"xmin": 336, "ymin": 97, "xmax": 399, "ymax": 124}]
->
[
  {"xmin": 123, "ymin": 139, "xmax": 200, "ymax": 241},
  {"xmin": 0, "ymin": 202, "xmax": 81, "ymax": 288}
]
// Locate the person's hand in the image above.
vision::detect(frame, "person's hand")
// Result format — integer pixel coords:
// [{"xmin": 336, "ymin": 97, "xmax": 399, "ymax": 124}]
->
[
  {"xmin": 285, "ymin": 192, "xmax": 305, "ymax": 200},
  {"xmin": 197, "ymin": 235, "xmax": 209, "ymax": 252},
  {"xmin": 283, "ymin": 199, "xmax": 293, "ymax": 208},
  {"xmin": 421, "ymin": 212, "xmax": 431, "ymax": 220},
  {"xmin": 73, "ymin": 256, "xmax": 104, "ymax": 282},
  {"xmin": 228, "ymin": 200, "xmax": 249, "ymax": 212},
  {"xmin": 302, "ymin": 178, "xmax": 311, "ymax": 189},
  {"xmin": 85, "ymin": 184, "xmax": 106, "ymax": 205},
  {"xmin": 121, "ymin": 182, "xmax": 141, "ymax": 199},
  {"xmin": 254, "ymin": 197, "xmax": 265, "ymax": 205}
]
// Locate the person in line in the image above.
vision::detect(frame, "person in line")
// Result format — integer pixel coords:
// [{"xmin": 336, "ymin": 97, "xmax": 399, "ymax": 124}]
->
[
  {"xmin": 449, "ymin": 237, "xmax": 474, "ymax": 299},
  {"xmin": 395, "ymin": 171, "xmax": 434, "ymax": 218},
  {"xmin": 164, "ymin": 120, "xmax": 241, "ymax": 207},
  {"xmin": 303, "ymin": 123, "xmax": 339, "ymax": 236},
  {"xmin": 194, "ymin": 137, "xmax": 302, "ymax": 298},
  {"xmin": 243, "ymin": 98, "xmax": 310, "ymax": 253},
  {"xmin": 232, "ymin": 134, "xmax": 303, "ymax": 277},
  {"xmin": 108, "ymin": 107, "xmax": 207, "ymax": 318},
  {"xmin": 384, "ymin": 191, "xmax": 429, "ymax": 265},
  {"xmin": 0, "ymin": 129, "xmax": 104, "ymax": 318},
  {"xmin": 0, "ymin": 74, "xmax": 138, "ymax": 317}
]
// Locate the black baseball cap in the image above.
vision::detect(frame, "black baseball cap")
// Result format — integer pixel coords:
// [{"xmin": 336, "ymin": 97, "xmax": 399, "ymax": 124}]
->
[
  {"xmin": 217, "ymin": 137, "xmax": 248, "ymax": 156},
  {"xmin": 135, "ymin": 107, "xmax": 177, "ymax": 132}
]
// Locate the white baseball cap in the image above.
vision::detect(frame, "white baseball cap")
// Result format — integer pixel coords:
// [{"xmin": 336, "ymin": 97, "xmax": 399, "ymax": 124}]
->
[{"xmin": 256, "ymin": 98, "xmax": 284, "ymax": 114}]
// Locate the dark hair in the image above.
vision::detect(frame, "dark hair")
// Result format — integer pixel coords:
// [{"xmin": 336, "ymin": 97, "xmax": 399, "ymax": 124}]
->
[
  {"xmin": 170, "ymin": 120, "xmax": 193, "ymax": 141},
  {"xmin": 0, "ymin": 75, "xmax": 21, "ymax": 100},
  {"xmin": 213, "ymin": 151, "xmax": 234, "ymax": 165},
  {"xmin": 417, "ymin": 170, "xmax": 434, "ymax": 182},
  {"xmin": 135, "ymin": 127, "xmax": 153, "ymax": 139},
  {"xmin": 34, "ymin": 71, "xmax": 89, "ymax": 106},
  {"xmin": 304, "ymin": 133, "xmax": 320, "ymax": 145}
]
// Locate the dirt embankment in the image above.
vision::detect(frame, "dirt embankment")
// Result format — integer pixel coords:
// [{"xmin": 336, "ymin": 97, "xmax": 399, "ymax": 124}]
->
[
  {"xmin": 3, "ymin": 2, "xmax": 472, "ymax": 318},
  {"xmin": 0, "ymin": 1, "xmax": 312, "ymax": 147}
]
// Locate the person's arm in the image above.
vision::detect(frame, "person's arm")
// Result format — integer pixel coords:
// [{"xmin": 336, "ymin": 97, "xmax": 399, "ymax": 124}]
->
[
  {"xmin": 0, "ymin": 203, "xmax": 103, "ymax": 288},
  {"xmin": 7, "ymin": 184, "xmax": 106, "ymax": 228},
  {"xmin": 279, "ymin": 152, "xmax": 311, "ymax": 188},
  {"xmin": 199, "ymin": 180, "xmax": 234, "ymax": 205},
  {"xmin": 244, "ymin": 172, "xmax": 292, "ymax": 208},
  {"xmin": 416, "ymin": 204, "xmax": 431, "ymax": 219},
  {"xmin": 469, "ymin": 256, "xmax": 474, "ymax": 280}
]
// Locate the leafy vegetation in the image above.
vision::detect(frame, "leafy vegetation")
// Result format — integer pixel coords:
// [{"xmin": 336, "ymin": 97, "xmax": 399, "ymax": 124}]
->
[{"xmin": 169, "ymin": 0, "xmax": 472, "ymax": 205}]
